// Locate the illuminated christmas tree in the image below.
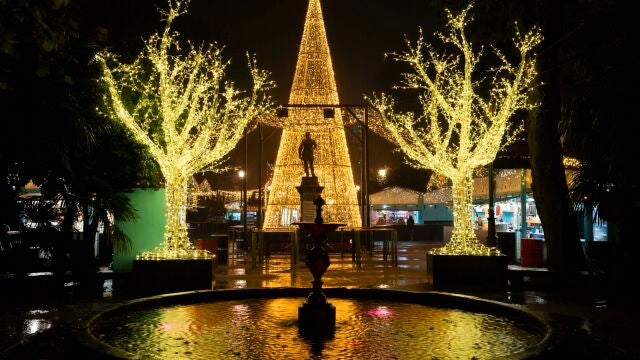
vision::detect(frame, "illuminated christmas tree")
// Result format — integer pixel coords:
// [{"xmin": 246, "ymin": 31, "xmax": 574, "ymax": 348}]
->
[
  {"xmin": 263, "ymin": 0, "xmax": 361, "ymax": 228},
  {"xmin": 370, "ymin": 4, "xmax": 542, "ymax": 255},
  {"xmin": 95, "ymin": 0, "xmax": 273, "ymax": 258}
]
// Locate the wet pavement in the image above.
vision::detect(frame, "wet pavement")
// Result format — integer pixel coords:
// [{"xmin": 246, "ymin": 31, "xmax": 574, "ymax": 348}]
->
[{"xmin": 1, "ymin": 240, "xmax": 639, "ymax": 359}]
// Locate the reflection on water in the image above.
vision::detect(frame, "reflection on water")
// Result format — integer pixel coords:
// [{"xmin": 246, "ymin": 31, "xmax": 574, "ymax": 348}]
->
[
  {"xmin": 22, "ymin": 319, "xmax": 52, "ymax": 336},
  {"xmin": 92, "ymin": 298, "xmax": 545, "ymax": 359}
]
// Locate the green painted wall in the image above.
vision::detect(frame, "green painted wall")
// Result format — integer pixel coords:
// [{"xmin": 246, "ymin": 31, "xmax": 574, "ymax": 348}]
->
[{"xmin": 113, "ymin": 188, "xmax": 166, "ymax": 272}]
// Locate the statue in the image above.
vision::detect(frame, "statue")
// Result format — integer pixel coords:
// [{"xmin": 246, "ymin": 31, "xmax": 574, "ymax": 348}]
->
[{"xmin": 298, "ymin": 131, "xmax": 317, "ymax": 177}]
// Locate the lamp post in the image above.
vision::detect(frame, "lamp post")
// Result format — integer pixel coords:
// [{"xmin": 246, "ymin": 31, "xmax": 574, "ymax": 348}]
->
[
  {"xmin": 487, "ymin": 162, "xmax": 497, "ymax": 247},
  {"xmin": 238, "ymin": 169, "xmax": 247, "ymax": 241},
  {"xmin": 257, "ymin": 122, "xmax": 263, "ymax": 229},
  {"xmin": 243, "ymin": 127, "xmax": 248, "ymax": 240}
]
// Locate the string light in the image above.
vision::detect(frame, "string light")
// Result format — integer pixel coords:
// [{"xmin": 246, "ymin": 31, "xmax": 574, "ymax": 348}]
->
[
  {"xmin": 262, "ymin": 0, "xmax": 361, "ymax": 228},
  {"xmin": 370, "ymin": 4, "xmax": 542, "ymax": 255},
  {"xmin": 95, "ymin": 0, "xmax": 274, "ymax": 259}
]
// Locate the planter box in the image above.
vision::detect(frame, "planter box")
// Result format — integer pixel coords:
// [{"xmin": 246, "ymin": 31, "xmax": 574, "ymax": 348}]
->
[
  {"xmin": 132, "ymin": 259, "xmax": 215, "ymax": 296},
  {"xmin": 430, "ymin": 254, "xmax": 508, "ymax": 291}
]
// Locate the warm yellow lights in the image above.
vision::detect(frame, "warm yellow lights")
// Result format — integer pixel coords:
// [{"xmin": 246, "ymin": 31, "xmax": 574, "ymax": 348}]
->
[
  {"xmin": 263, "ymin": 0, "xmax": 361, "ymax": 228},
  {"xmin": 370, "ymin": 4, "xmax": 542, "ymax": 255},
  {"xmin": 95, "ymin": 0, "xmax": 273, "ymax": 259}
]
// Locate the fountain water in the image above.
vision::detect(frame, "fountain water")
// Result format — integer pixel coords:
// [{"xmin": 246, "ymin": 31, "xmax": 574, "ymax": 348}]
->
[{"xmin": 77, "ymin": 288, "xmax": 557, "ymax": 359}]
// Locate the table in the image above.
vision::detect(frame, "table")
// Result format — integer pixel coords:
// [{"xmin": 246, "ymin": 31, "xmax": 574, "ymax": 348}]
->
[
  {"xmin": 349, "ymin": 227, "xmax": 398, "ymax": 267},
  {"xmin": 228, "ymin": 225, "xmax": 256, "ymax": 257},
  {"xmin": 252, "ymin": 228, "xmax": 298, "ymax": 269},
  {"xmin": 1, "ymin": 230, "xmax": 21, "ymax": 252}
]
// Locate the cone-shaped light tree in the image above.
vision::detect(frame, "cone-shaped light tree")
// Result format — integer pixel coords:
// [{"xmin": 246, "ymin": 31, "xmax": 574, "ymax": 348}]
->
[
  {"xmin": 370, "ymin": 4, "xmax": 542, "ymax": 255},
  {"xmin": 95, "ymin": 0, "xmax": 273, "ymax": 259},
  {"xmin": 262, "ymin": 0, "xmax": 361, "ymax": 228}
]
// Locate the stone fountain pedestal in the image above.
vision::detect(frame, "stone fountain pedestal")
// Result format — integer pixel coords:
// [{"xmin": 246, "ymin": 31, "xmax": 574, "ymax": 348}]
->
[
  {"xmin": 294, "ymin": 194, "xmax": 344, "ymax": 338},
  {"xmin": 296, "ymin": 176, "xmax": 323, "ymax": 222}
]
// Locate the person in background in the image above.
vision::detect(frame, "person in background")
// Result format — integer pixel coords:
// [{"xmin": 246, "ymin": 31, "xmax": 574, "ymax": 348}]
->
[{"xmin": 406, "ymin": 215, "xmax": 415, "ymax": 241}]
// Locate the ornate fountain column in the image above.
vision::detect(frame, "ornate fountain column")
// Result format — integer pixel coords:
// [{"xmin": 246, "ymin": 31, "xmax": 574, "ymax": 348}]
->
[{"xmin": 294, "ymin": 194, "xmax": 344, "ymax": 337}]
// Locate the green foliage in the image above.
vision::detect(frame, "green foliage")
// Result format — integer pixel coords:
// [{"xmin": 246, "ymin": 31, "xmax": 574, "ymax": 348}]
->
[{"xmin": 0, "ymin": 0, "xmax": 164, "ymax": 273}]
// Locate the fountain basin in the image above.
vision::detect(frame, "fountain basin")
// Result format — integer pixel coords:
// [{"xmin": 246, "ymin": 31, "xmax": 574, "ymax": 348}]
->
[{"xmin": 77, "ymin": 288, "xmax": 560, "ymax": 359}]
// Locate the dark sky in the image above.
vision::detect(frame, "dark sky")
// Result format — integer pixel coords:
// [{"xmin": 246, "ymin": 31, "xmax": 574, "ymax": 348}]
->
[
  {"xmin": 87, "ymin": 0, "xmax": 449, "ymax": 102},
  {"xmin": 82, "ymin": 0, "xmax": 506, "ymax": 189}
]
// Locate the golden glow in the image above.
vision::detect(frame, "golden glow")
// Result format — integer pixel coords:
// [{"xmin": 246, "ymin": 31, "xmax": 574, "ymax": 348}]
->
[
  {"xmin": 95, "ymin": 0, "xmax": 273, "ymax": 259},
  {"xmin": 370, "ymin": 4, "xmax": 542, "ymax": 255},
  {"xmin": 562, "ymin": 156, "xmax": 581, "ymax": 169},
  {"xmin": 263, "ymin": 0, "xmax": 361, "ymax": 228}
]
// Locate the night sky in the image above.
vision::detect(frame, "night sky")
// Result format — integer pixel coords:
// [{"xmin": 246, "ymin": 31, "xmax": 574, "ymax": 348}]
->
[{"xmin": 81, "ymin": 0, "xmax": 524, "ymax": 189}]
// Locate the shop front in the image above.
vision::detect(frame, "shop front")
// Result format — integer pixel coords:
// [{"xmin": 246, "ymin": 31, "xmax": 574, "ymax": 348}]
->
[
  {"xmin": 369, "ymin": 187, "xmax": 425, "ymax": 225},
  {"xmin": 369, "ymin": 187, "xmax": 453, "ymax": 242}
]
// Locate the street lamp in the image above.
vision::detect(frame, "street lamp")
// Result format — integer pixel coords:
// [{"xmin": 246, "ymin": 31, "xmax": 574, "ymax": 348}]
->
[
  {"xmin": 238, "ymin": 168, "xmax": 247, "ymax": 241},
  {"xmin": 377, "ymin": 168, "xmax": 387, "ymax": 181}
]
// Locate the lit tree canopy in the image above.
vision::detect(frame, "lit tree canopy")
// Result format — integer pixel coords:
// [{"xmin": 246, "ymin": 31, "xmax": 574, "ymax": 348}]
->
[
  {"xmin": 370, "ymin": 4, "xmax": 542, "ymax": 255},
  {"xmin": 95, "ymin": 0, "xmax": 274, "ymax": 258}
]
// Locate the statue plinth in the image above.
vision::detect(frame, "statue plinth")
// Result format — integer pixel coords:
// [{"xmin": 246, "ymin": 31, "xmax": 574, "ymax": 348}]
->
[
  {"xmin": 293, "ymin": 195, "xmax": 343, "ymax": 338},
  {"xmin": 296, "ymin": 176, "xmax": 324, "ymax": 223}
]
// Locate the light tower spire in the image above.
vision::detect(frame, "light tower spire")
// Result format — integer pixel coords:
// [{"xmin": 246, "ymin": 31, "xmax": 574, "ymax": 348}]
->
[{"xmin": 263, "ymin": 0, "xmax": 361, "ymax": 228}]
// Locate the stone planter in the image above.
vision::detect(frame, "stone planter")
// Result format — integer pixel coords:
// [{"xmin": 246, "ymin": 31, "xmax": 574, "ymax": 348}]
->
[
  {"xmin": 430, "ymin": 254, "xmax": 508, "ymax": 291},
  {"xmin": 132, "ymin": 259, "xmax": 215, "ymax": 296}
]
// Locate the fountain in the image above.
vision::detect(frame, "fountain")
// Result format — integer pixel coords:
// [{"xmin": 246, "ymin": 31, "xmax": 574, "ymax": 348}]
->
[
  {"xmin": 74, "ymin": 178, "xmax": 560, "ymax": 358},
  {"xmin": 75, "ymin": 194, "xmax": 561, "ymax": 358},
  {"xmin": 76, "ymin": 288, "xmax": 559, "ymax": 359}
]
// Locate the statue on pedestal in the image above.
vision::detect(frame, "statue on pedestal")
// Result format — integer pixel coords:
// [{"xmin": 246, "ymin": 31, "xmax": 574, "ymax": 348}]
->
[{"xmin": 298, "ymin": 131, "xmax": 317, "ymax": 177}]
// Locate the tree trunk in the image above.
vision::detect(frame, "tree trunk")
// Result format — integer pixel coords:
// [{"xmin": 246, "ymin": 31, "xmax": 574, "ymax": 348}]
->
[
  {"xmin": 163, "ymin": 175, "xmax": 190, "ymax": 253},
  {"xmin": 528, "ymin": 0, "xmax": 586, "ymax": 272},
  {"xmin": 450, "ymin": 173, "xmax": 475, "ymax": 247},
  {"xmin": 432, "ymin": 172, "xmax": 497, "ymax": 255}
]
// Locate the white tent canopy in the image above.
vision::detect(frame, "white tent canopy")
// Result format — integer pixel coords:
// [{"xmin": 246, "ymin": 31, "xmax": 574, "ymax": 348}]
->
[{"xmin": 369, "ymin": 186, "xmax": 423, "ymax": 205}]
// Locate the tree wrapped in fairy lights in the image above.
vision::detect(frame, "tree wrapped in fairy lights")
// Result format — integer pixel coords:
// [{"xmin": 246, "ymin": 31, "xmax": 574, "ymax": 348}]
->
[
  {"xmin": 95, "ymin": 0, "xmax": 273, "ymax": 259},
  {"xmin": 370, "ymin": 4, "xmax": 542, "ymax": 255}
]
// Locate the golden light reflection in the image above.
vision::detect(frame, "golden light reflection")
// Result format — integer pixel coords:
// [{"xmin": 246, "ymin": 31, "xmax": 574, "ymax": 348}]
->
[
  {"xmin": 23, "ymin": 319, "xmax": 52, "ymax": 336},
  {"xmin": 231, "ymin": 280, "xmax": 248, "ymax": 288},
  {"xmin": 96, "ymin": 297, "xmax": 544, "ymax": 358},
  {"xmin": 370, "ymin": 3, "xmax": 542, "ymax": 255}
]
